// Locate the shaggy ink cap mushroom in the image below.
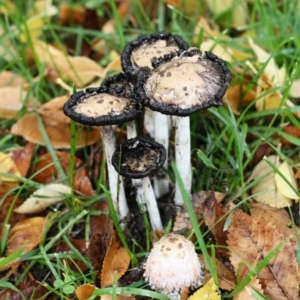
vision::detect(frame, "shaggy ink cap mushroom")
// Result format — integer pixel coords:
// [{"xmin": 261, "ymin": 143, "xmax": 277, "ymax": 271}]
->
[
  {"xmin": 144, "ymin": 233, "xmax": 204, "ymax": 296},
  {"xmin": 63, "ymin": 74, "xmax": 139, "ymax": 126},
  {"xmin": 121, "ymin": 31, "xmax": 189, "ymax": 73},
  {"xmin": 134, "ymin": 48, "xmax": 232, "ymax": 116},
  {"xmin": 112, "ymin": 136, "xmax": 166, "ymax": 179}
]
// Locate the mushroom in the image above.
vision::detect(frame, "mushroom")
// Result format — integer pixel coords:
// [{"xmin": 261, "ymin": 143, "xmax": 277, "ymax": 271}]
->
[
  {"xmin": 112, "ymin": 136, "xmax": 166, "ymax": 230},
  {"xmin": 144, "ymin": 233, "xmax": 203, "ymax": 299},
  {"xmin": 63, "ymin": 83, "xmax": 139, "ymax": 220},
  {"xmin": 121, "ymin": 32, "xmax": 189, "ymax": 199},
  {"xmin": 134, "ymin": 48, "xmax": 232, "ymax": 206}
]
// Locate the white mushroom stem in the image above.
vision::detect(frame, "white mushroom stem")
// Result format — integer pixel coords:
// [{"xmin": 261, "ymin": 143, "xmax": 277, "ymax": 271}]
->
[
  {"xmin": 126, "ymin": 120, "xmax": 163, "ymax": 231},
  {"xmin": 126, "ymin": 121, "xmax": 146, "ymax": 207},
  {"xmin": 153, "ymin": 111, "xmax": 169, "ymax": 198},
  {"xmin": 141, "ymin": 177, "xmax": 163, "ymax": 231},
  {"xmin": 100, "ymin": 125, "xmax": 128, "ymax": 219},
  {"xmin": 172, "ymin": 116, "xmax": 192, "ymax": 207}
]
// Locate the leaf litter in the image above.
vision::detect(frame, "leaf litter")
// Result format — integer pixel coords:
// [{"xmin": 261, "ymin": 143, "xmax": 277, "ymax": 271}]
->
[{"xmin": 1, "ymin": 0, "xmax": 300, "ymax": 299}]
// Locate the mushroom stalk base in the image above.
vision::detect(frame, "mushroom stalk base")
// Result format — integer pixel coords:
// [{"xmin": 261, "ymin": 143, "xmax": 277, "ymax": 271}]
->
[
  {"xmin": 142, "ymin": 177, "xmax": 163, "ymax": 231},
  {"xmin": 173, "ymin": 116, "xmax": 192, "ymax": 207},
  {"xmin": 100, "ymin": 126, "xmax": 129, "ymax": 219}
]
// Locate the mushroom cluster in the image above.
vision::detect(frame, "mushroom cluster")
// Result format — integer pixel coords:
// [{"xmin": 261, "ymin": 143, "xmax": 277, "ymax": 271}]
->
[{"xmin": 63, "ymin": 31, "xmax": 231, "ymax": 230}]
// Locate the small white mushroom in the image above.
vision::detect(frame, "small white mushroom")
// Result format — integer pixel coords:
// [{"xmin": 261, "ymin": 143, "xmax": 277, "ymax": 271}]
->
[{"xmin": 144, "ymin": 233, "xmax": 204, "ymax": 299}]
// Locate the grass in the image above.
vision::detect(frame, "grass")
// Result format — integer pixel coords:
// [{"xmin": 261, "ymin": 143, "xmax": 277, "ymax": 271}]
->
[{"xmin": 1, "ymin": 0, "xmax": 300, "ymax": 299}]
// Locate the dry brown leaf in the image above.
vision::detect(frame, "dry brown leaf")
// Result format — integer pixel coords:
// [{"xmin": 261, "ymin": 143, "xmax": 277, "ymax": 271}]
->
[
  {"xmin": 225, "ymin": 83, "xmax": 256, "ymax": 115},
  {"xmin": 38, "ymin": 95, "xmax": 71, "ymax": 124},
  {"xmin": 31, "ymin": 40, "xmax": 103, "ymax": 87},
  {"xmin": 8, "ymin": 142, "xmax": 35, "ymax": 178},
  {"xmin": 88, "ymin": 199, "xmax": 113, "ymax": 272},
  {"xmin": 233, "ymin": 278, "xmax": 263, "ymax": 300},
  {"xmin": 59, "ymin": 4, "xmax": 86, "ymax": 25},
  {"xmin": 101, "ymin": 232, "xmax": 130, "ymax": 287},
  {"xmin": 163, "ymin": 0, "xmax": 201, "ymax": 14},
  {"xmin": 75, "ymin": 284, "xmax": 96, "ymax": 300},
  {"xmin": 0, "ymin": 86, "xmax": 36, "ymax": 119},
  {"xmin": 6, "ymin": 216, "xmax": 49, "ymax": 255},
  {"xmin": 10, "ymin": 113, "xmax": 101, "ymax": 148},
  {"xmin": 250, "ymin": 155, "xmax": 292, "ymax": 208},
  {"xmin": 249, "ymin": 202, "xmax": 300, "ymax": 243},
  {"xmin": 227, "ymin": 209, "xmax": 299, "ymax": 300},
  {"xmin": 0, "ymin": 71, "xmax": 26, "ymax": 87}
]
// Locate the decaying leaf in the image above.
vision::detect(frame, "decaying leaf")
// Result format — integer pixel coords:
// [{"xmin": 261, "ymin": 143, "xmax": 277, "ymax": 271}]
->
[
  {"xmin": 0, "ymin": 152, "xmax": 21, "ymax": 183},
  {"xmin": 250, "ymin": 202, "xmax": 300, "ymax": 244},
  {"xmin": 274, "ymin": 160, "xmax": 299, "ymax": 201},
  {"xmin": 30, "ymin": 40, "xmax": 103, "ymax": 88},
  {"xmin": 101, "ymin": 232, "xmax": 130, "ymax": 287},
  {"xmin": 289, "ymin": 78, "xmax": 300, "ymax": 98},
  {"xmin": 233, "ymin": 278, "xmax": 263, "ymax": 300},
  {"xmin": 0, "ymin": 71, "xmax": 26, "ymax": 87},
  {"xmin": 6, "ymin": 216, "xmax": 49, "ymax": 255},
  {"xmin": 75, "ymin": 284, "xmax": 96, "ymax": 300},
  {"xmin": 0, "ymin": 86, "xmax": 35, "ymax": 119},
  {"xmin": 14, "ymin": 183, "xmax": 71, "ymax": 214},
  {"xmin": 250, "ymin": 155, "xmax": 292, "ymax": 208},
  {"xmin": 8, "ymin": 142, "xmax": 35, "ymax": 178},
  {"xmin": 10, "ymin": 112, "xmax": 101, "ymax": 148},
  {"xmin": 88, "ymin": 199, "xmax": 113, "ymax": 273},
  {"xmin": 227, "ymin": 209, "xmax": 299, "ymax": 300},
  {"xmin": 188, "ymin": 278, "xmax": 220, "ymax": 300}
]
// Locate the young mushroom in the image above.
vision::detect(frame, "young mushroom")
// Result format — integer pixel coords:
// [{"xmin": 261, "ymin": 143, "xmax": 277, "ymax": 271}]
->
[
  {"xmin": 112, "ymin": 136, "xmax": 166, "ymax": 231},
  {"xmin": 134, "ymin": 48, "xmax": 232, "ymax": 207},
  {"xmin": 121, "ymin": 32, "xmax": 189, "ymax": 199},
  {"xmin": 63, "ymin": 81, "xmax": 139, "ymax": 220},
  {"xmin": 144, "ymin": 233, "xmax": 204, "ymax": 300}
]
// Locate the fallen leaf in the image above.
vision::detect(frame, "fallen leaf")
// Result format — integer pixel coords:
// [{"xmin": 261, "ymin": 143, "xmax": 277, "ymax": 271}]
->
[
  {"xmin": 233, "ymin": 278, "xmax": 263, "ymax": 300},
  {"xmin": 248, "ymin": 37, "xmax": 286, "ymax": 86},
  {"xmin": 75, "ymin": 284, "xmax": 96, "ymax": 300},
  {"xmin": 274, "ymin": 160, "xmax": 299, "ymax": 201},
  {"xmin": 30, "ymin": 40, "xmax": 103, "ymax": 87},
  {"xmin": 250, "ymin": 155, "xmax": 292, "ymax": 208},
  {"xmin": 6, "ymin": 216, "xmax": 49, "ymax": 255},
  {"xmin": 0, "ymin": 152, "xmax": 21, "ymax": 183},
  {"xmin": 289, "ymin": 78, "xmax": 300, "ymax": 98},
  {"xmin": 205, "ymin": 0, "xmax": 248, "ymax": 29},
  {"xmin": 0, "ymin": 71, "xmax": 26, "ymax": 87},
  {"xmin": 8, "ymin": 142, "xmax": 35, "ymax": 178},
  {"xmin": 88, "ymin": 199, "xmax": 113, "ymax": 273},
  {"xmin": 188, "ymin": 278, "xmax": 220, "ymax": 300},
  {"xmin": 14, "ymin": 183, "xmax": 72, "ymax": 214},
  {"xmin": 0, "ymin": 86, "xmax": 36, "ymax": 119},
  {"xmin": 227, "ymin": 209, "xmax": 299, "ymax": 300},
  {"xmin": 101, "ymin": 231, "xmax": 130, "ymax": 287},
  {"xmin": 10, "ymin": 112, "xmax": 101, "ymax": 148}
]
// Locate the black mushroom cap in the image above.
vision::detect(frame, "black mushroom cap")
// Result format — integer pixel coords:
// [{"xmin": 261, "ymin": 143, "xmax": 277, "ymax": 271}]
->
[
  {"xmin": 121, "ymin": 31, "xmax": 189, "ymax": 73},
  {"xmin": 112, "ymin": 136, "xmax": 167, "ymax": 179},
  {"xmin": 63, "ymin": 73, "xmax": 140, "ymax": 126},
  {"xmin": 133, "ymin": 48, "xmax": 232, "ymax": 116}
]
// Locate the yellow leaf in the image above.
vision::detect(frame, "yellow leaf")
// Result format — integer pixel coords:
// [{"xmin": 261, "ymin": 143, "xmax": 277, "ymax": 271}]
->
[
  {"xmin": 250, "ymin": 156, "xmax": 292, "ymax": 208},
  {"xmin": 14, "ymin": 183, "xmax": 72, "ymax": 214},
  {"xmin": 188, "ymin": 278, "xmax": 220, "ymax": 300},
  {"xmin": 275, "ymin": 161, "xmax": 299, "ymax": 201},
  {"xmin": 248, "ymin": 37, "xmax": 286, "ymax": 86},
  {"xmin": 0, "ymin": 152, "xmax": 21, "ymax": 183}
]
